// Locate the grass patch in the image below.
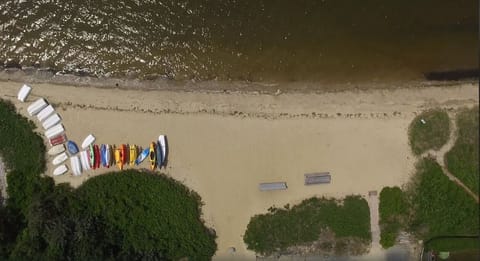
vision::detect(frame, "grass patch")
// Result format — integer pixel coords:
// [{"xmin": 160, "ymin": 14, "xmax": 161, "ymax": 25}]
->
[
  {"xmin": 407, "ymin": 158, "xmax": 478, "ymax": 239},
  {"xmin": 445, "ymin": 106, "xmax": 479, "ymax": 195},
  {"xmin": 409, "ymin": 109, "xmax": 450, "ymax": 155},
  {"xmin": 426, "ymin": 237, "xmax": 480, "ymax": 252},
  {"xmin": 243, "ymin": 195, "xmax": 371, "ymax": 256},
  {"xmin": 379, "ymin": 186, "xmax": 408, "ymax": 249}
]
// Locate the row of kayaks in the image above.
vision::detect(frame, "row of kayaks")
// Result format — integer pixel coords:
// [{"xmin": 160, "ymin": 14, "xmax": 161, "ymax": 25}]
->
[{"xmin": 19, "ymin": 84, "xmax": 168, "ymax": 177}]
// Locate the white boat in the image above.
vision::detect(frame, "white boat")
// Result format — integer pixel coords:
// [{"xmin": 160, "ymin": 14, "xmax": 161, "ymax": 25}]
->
[
  {"xmin": 17, "ymin": 84, "xmax": 32, "ymax": 102},
  {"xmin": 45, "ymin": 124, "xmax": 64, "ymax": 139},
  {"xmin": 27, "ymin": 98, "xmax": 47, "ymax": 116},
  {"xmin": 158, "ymin": 135, "xmax": 167, "ymax": 165},
  {"xmin": 37, "ymin": 105, "xmax": 55, "ymax": 122},
  {"xmin": 105, "ymin": 144, "xmax": 111, "ymax": 167},
  {"xmin": 53, "ymin": 152, "xmax": 68, "ymax": 165},
  {"xmin": 42, "ymin": 113, "xmax": 61, "ymax": 130},
  {"xmin": 80, "ymin": 150, "xmax": 91, "ymax": 171},
  {"xmin": 81, "ymin": 134, "xmax": 95, "ymax": 149},
  {"xmin": 47, "ymin": 144, "xmax": 65, "ymax": 156},
  {"xmin": 53, "ymin": 164, "xmax": 68, "ymax": 176},
  {"xmin": 70, "ymin": 155, "xmax": 82, "ymax": 176}
]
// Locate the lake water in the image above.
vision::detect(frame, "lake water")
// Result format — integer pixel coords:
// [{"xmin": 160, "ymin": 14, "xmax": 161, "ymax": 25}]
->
[{"xmin": 0, "ymin": 0, "xmax": 477, "ymax": 87}]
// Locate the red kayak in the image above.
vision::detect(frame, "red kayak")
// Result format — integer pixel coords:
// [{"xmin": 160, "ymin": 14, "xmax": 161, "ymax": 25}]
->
[
  {"xmin": 94, "ymin": 144, "xmax": 101, "ymax": 169},
  {"xmin": 121, "ymin": 144, "xmax": 127, "ymax": 165}
]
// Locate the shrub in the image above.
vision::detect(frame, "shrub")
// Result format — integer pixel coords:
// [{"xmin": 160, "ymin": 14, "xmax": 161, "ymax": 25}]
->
[
  {"xmin": 379, "ymin": 186, "xmax": 408, "ymax": 248},
  {"xmin": 408, "ymin": 109, "xmax": 450, "ymax": 155},
  {"xmin": 445, "ymin": 106, "xmax": 479, "ymax": 195},
  {"xmin": 243, "ymin": 195, "xmax": 371, "ymax": 256}
]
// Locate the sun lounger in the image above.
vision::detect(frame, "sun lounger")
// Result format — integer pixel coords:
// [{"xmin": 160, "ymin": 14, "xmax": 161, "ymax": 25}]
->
[
  {"xmin": 304, "ymin": 172, "xmax": 331, "ymax": 185},
  {"xmin": 259, "ymin": 182, "xmax": 288, "ymax": 191}
]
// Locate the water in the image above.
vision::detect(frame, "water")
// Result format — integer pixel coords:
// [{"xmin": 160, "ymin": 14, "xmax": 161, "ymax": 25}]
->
[{"xmin": 0, "ymin": 0, "xmax": 477, "ymax": 87}]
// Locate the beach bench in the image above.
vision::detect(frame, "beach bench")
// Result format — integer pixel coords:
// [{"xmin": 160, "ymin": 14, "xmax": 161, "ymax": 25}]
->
[
  {"xmin": 304, "ymin": 172, "xmax": 331, "ymax": 185},
  {"xmin": 259, "ymin": 182, "xmax": 287, "ymax": 191}
]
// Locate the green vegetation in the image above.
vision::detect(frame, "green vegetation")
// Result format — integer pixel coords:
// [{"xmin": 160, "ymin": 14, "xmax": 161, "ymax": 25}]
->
[
  {"xmin": 445, "ymin": 106, "xmax": 479, "ymax": 195},
  {"xmin": 0, "ymin": 99, "xmax": 217, "ymax": 260},
  {"xmin": 407, "ymin": 158, "xmax": 478, "ymax": 240},
  {"xmin": 0, "ymin": 99, "xmax": 53, "ymax": 214},
  {"xmin": 243, "ymin": 195, "xmax": 371, "ymax": 256},
  {"xmin": 408, "ymin": 109, "xmax": 450, "ymax": 155},
  {"xmin": 378, "ymin": 187, "xmax": 407, "ymax": 248},
  {"xmin": 426, "ymin": 237, "xmax": 480, "ymax": 252}
]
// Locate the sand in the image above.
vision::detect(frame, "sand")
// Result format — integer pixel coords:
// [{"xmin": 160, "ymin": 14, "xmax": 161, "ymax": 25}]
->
[{"xmin": 0, "ymin": 81, "xmax": 478, "ymax": 260}]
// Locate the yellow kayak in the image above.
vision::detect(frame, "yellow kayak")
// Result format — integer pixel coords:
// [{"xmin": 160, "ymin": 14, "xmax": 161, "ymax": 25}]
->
[
  {"xmin": 149, "ymin": 142, "xmax": 156, "ymax": 170},
  {"xmin": 114, "ymin": 145, "xmax": 123, "ymax": 170},
  {"xmin": 129, "ymin": 145, "xmax": 137, "ymax": 167}
]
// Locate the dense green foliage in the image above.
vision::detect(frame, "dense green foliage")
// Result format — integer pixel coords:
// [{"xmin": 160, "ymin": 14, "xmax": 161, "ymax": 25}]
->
[
  {"xmin": 0, "ymin": 99, "xmax": 217, "ymax": 260},
  {"xmin": 10, "ymin": 172, "xmax": 217, "ymax": 261},
  {"xmin": 0, "ymin": 99, "xmax": 53, "ymax": 214},
  {"xmin": 243, "ymin": 196, "xmax": 371, "ymax": 255},
  {"xmin": 378, "ymin": 187, "xmax": 407, "ymax": 248},
  {"xmin": 408, "ymin": 109, "xmax": 450, "ymax": 155},
  {"xmin": 426, "ymin": 237, "xmax": 480, "ymax": 252},
  {"xmin": 407, "ymin": 158, "xmax": 479, "ymax": 239},
  {"xmin": 446, "ymin": 106, "xmax": 479, "ymax": 195}
]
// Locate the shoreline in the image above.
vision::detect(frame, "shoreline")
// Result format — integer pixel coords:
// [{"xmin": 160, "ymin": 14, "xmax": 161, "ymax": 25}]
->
[
  {"xmin": 0, "ymin": 80, "xmax": 478, "ymax": 260},
  {"xmin": 0, "ymin": 68, "xmax": 477, "ymax": 95}
]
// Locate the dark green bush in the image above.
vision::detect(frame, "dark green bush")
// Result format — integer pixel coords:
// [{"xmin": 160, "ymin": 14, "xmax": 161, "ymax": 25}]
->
[
  {"xmin": 243, "ymin": 195, "xmax": 371, "ymax": 255},
  {"xmin": 379, "ymin": 186, "xmax": 408, "ymax": 249}
]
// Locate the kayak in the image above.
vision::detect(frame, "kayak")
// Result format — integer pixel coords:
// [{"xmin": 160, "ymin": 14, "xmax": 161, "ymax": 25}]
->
[
  {"xmin": 48, "ymin": 144, "xmax": 65, "ymax": 156},
  {"xmin": 53, "ymin": 164, "xmax": 68, "ymax": 176},
  {"xmin": 53, "ymin": 152, "xmax": 68, "ymax": 165},
  {"xmin": 67, "ymin": 140, "xmax": 79, "ymax": 155},
  {"xmin": 89, "ymin": 145, "xmax": 95, "ymax": 169},
  {"xmin": 94, "ymin": 144, "xmax": 101, "ymax": 169},
  {"xmin": 100, "ymin": 144, "xmax": 107, "ymax": 167},
  {"xmin": 114, "ymin": 145, "xmax": 123, "ymax": 170},
  {"xmin": 121, "ymin": 144, "xmax": 127, "ymax": 165},
  {"xmin": 108, "ymin": 144, "xmax": 115, "ymax": 167},
  {"xmin": 135, "ymin": 148, "xmax": 149, "ymax": 165},
  {"xmin": 80, "ymin": 150, "xmax": 91, "ymax": 171},
  {"xmin": 129, "ymin": 145, "xmax": 137, "ymax": 166},
  {"xmin": 149, "ymin": 142, "xmax": 156, "ymax": 170},
  {"xmin": 156, "ymin": 141, "xmax": 163, "ymax": 168},
  {"xmin": 158, "ymin": 135, "xmax": 167, "ymax": 166}
]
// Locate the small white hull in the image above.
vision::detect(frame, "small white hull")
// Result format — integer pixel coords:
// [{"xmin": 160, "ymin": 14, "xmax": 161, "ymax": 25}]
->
[
  {"xmin": 17, "ymin": 84, "xmax": 32, "ymax": 102},
  {"xmin": 48, "ymin": 144, "xmax": 65, "ymax": 156},
  {"xmin": 45, "ymin": 124, "xmax": 65, "ymax": 139},
  {"xmin": 27, "ymin": 98, "xmax": 47, "ymax": 116},
  {"xmin": 158, "ymin": 135, "xmax": 167, "ymax": 165},
  {"xmin": 53, "ymin": 164, "xmax": 68, "ymax": 176},
  {"xmin": 53, "ymin": 152, "xmax": 68, "ymax": 165},
  {"xmin": 81, "ymin": 134, "xmax": 96, "ymax": 149},
  {"xmin": 37, "ymin": 104, "xmax": 55, "ymax": 122},
  {"xmin": 42, "ymin": 113, "xmax": 61, "ymax": 130},
  {"xmin": 70, "ymin": 155, "xmax": 82, "ymax": 176}
]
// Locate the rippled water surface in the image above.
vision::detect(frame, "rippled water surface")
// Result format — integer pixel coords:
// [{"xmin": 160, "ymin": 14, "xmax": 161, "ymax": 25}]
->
[{"xmin": 0, "ymin": 0, "xmax": 477, "ymax": 85}]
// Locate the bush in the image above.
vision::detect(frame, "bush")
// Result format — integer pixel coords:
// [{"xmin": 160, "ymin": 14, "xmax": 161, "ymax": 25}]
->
[
  {"xmin": 407, "ymin": 158, "xmax": 479, "ymax": 239},
  {"xmin": 379, "ymin": 187, "xmax": 408, "ymax": 248},
  {"xmin": 408, "ymin": 109, "xmax": 450, "ymax": 155},
  {"xmin": 445, "ymin": 106, "xmax": 479, "ymax": 195},
  {"xmin": 0, "ymin": 99, "xmax": 53, "ymax": 214},
  {"xmin": 243, "ymin": 195, "xmax": 371, "ymax": 256}
]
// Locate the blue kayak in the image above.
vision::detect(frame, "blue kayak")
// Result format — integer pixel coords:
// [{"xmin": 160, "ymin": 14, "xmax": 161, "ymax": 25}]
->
[
  {"xmin": 156, "ymin": 141, "xmax": 163, "ymax": 168},
  {"xmin": 100, "ymin": 144, "xmax": 107, "ymax": 167},
  {"xmin": 135, "ymin": 148, "xmax": 150, "ymax": 165},
  {"xmin": 67, "ymin": 140, "xmax": 79, "ymax": 155}
]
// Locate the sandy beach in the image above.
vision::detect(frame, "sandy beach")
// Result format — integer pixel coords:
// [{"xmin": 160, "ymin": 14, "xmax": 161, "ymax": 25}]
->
[{"xmin": 0, "ymin": 80, "xmax": 478, "ymax": 260}]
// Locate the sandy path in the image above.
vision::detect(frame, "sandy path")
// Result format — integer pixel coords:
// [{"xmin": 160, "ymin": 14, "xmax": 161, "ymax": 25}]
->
[
  {"xmin": 368, "ymin": 192, "xmax": 381, "ymax": 254},
  {"xmin": 0, "ymin": 81, "xmax": 478, "ymax": 260}
]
